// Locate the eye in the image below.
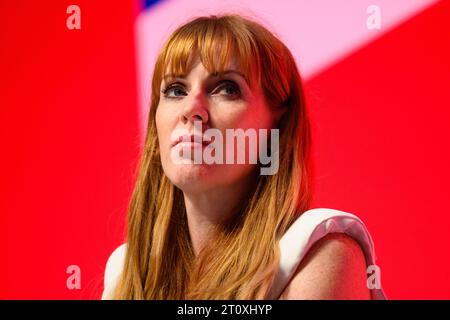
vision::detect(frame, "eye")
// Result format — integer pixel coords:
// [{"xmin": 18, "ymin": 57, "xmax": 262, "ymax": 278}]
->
[
  {"xmin": 212, "ymin": 81, "xmax": 241, "ymax": 99},
  {"xmin": 162, "ymin": 82, "xmax": 187, "ymax": 98}
]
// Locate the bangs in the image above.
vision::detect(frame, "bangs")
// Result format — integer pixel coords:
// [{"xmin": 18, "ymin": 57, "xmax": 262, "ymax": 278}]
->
[{"xmin": 157, "ymin": 16, "xmax": 261, "ymax": 87}]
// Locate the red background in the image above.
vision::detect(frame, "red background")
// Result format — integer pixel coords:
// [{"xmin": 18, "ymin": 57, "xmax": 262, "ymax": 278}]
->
[{"xmin": 1, "ymin": 0, "xmax": 449, "ymax": 299}]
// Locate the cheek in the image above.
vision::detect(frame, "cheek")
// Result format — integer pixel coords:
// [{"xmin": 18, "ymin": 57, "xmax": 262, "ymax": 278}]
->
[
  {"xmin": 155, "ymin": 107, "xmax": 171, "ymax": 153},
  {"xmin": 155, "ymin": 108, "xmax": 163, "ymax": 143},
  {"xmin": 210, "ymin": 102, "xmax": 273, "ymax": 166},
  {"xmin": 213, "ymin": 100, "xmax": 272, "ymax": 131},
  {"xmin": 248, "ymin": 105, "xmax": 272, "ymax": 129}
]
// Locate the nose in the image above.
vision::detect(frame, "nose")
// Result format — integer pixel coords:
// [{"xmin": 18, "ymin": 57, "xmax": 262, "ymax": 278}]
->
[{"xmin": 181, "ymin": 91, "xmax": 209, "ymax": 124}]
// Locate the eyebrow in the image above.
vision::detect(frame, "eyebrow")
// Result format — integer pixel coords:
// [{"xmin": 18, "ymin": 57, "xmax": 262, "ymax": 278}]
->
[{"xmin": 162, "ymin": 70, "xmax": 249, "ymax": 84}]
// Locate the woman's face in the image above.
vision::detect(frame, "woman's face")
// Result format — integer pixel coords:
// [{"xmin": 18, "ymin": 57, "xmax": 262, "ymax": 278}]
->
[{"xmin": 155, "ymin": 56, "xmax": 275, "ymax": 193}]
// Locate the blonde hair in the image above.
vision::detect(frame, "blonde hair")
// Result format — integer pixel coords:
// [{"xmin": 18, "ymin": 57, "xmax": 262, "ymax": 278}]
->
[{"xmin": 112, "ymin": 14, "xmax": 313, "ymax": 299}]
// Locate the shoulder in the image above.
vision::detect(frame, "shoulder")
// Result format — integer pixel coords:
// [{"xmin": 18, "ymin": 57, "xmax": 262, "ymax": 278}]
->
[
  {"xmin": 290, "ymin": 207, "xmax": 365, "ymax": 230},
  {"xmin": 279, "ymin": 232, "xmax": 371, "ymax": 300},
  {"xmin": 102, "ymin": 243, "xmax": 127, "ymax": 298},
  {"xmin": 279, "ymin": 208, "xmax": 375, "ymax": 265}
]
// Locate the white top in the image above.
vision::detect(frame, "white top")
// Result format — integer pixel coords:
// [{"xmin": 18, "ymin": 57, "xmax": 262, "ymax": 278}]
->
[
  {"xmin": 102, "ymin": 207, "xmax": 387, "ymax": 300},
  {"xmin": 266, "ymin": 207, "xmax": 387, "ymax": 299}
]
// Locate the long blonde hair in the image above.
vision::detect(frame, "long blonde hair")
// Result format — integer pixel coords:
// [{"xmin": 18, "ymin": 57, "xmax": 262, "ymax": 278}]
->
[{"xmin": 112, "ymin": 14, "xmax": 313, "ymax": 299}]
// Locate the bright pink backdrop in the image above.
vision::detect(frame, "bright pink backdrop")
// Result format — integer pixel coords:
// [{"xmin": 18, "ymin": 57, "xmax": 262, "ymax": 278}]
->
[{"xmin": 1, "ymin": 0, "xmax": 449, "ymax": 299}]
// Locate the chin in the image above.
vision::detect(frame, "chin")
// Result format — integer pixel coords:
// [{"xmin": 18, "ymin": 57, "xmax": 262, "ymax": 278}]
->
[{"xmin": 165, "ymin": 163, "xmax": 219, "ymax": 192}]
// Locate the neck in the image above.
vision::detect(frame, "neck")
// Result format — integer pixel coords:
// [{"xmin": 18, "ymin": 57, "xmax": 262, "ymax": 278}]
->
[{"xmin": 183, "ymin": 176, "xmax": 256, "ymax": 257}]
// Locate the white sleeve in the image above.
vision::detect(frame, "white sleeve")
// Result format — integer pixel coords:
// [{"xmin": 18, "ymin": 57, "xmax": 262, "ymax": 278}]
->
[
  {"xmin": 266, "ymin": 208, "xmax": 387, "ymax": 300},
  {"xmin": 101, "ymin": 243, "xmax": 127, "ymax": 300}
]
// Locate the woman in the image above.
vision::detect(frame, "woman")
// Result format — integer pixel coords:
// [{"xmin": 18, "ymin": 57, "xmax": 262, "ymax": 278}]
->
[{"xmin": 102, "ymin": 14, "xmax": 386, "ymax": 300}]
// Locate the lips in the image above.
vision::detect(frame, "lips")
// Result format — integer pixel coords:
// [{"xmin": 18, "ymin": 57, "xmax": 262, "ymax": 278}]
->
[{"xmin": 171, "ymin": 134, "xmax": 212, "ymax": 148}]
